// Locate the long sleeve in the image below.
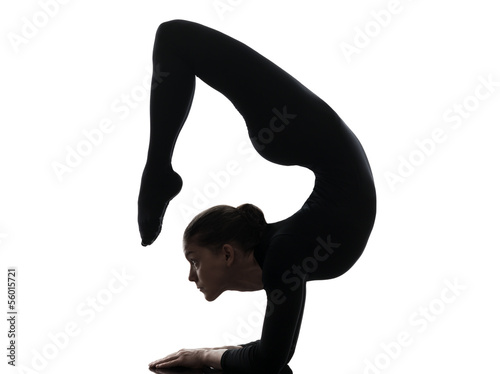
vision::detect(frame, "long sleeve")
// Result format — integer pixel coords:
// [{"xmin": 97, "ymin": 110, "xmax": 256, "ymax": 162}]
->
[
  {"xmin": 238, "ymin": 340, "xmax": 259, "ymax": 348},
  {"xmin": 221, "ymin": 234, "xmax": 308, "ymax": 374}
]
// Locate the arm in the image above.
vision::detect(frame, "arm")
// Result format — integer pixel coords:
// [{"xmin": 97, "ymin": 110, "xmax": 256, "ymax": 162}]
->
[
  {"xmin": 149, "ymin": 346, "xmax": 241, "ymax": 370},
  {"xmin": 221, "ymin": 235, "xmax": 308, "ymax": 373},
  {"xmin": 202, "ymin": 345, "xmax": 243, "ymax": 350},
  {"xmin": 202, "ymin": 345, "xmax": 247, "ymax": 368},
  {"xmin": 203, "ymin": 349, "xmax": 227, "ymax": 369}
]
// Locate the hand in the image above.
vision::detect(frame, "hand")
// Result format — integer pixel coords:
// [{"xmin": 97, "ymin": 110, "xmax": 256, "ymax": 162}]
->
[{"xmin": 149, "ymin": 348, "xmax": 208, "ymax": 370}]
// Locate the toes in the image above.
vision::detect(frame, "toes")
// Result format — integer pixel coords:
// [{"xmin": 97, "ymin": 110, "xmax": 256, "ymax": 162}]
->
[
  {"xmin": 137, "ymin": 169, "xmax": 183, "ymax": 246},
  {"xmin": 140, "ymin": 224, "xmax": 161, "ymax": 246}
]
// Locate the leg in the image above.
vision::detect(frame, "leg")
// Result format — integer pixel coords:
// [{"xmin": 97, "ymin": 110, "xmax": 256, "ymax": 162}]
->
[
  {"xmin": 137, "ymin": 23, "xmax": 196, "ymax": 246},
  {"xmin": 147, "ymin": 20, "xmax": 346, "ymax": 168},
  {"xmin": 138, "ymin": 19, "xmax": 370, "ymax": 245}
]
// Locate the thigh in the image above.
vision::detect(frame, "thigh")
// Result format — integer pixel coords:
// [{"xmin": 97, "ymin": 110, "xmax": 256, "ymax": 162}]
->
[
  {"xmin": 158, "ymin": 20, "xmax": 315, "ymax": 117},
  {"xmin": 158, "ymin": 20, "xmax": 351, "ymax": 167}
]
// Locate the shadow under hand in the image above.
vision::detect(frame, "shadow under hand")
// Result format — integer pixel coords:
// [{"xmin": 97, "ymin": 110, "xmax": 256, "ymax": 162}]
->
[
  {"xmin": 150, "ymin": 367, "xmax": 223, "ymax": 374},
  {"xmin": 149, "ymin": 365, "xmax": 293, "ymax": 374}
]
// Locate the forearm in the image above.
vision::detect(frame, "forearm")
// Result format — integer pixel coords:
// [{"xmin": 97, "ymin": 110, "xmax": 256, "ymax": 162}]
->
[
  {"xmin": 202, "ymin": 348, "xmax": 228, "ymax": 369},
  {"xmin": 205, "ymin": 345, "xmax": 242, "ymax": 350}
]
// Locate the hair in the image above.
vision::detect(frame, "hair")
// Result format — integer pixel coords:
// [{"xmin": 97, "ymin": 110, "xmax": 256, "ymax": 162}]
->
[{"xmin": 183, "ymin": 204, "xmax": 267, "ymax": 255}]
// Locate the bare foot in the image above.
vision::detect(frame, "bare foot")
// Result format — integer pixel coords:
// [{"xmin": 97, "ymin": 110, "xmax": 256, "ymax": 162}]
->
[{"xmin": 138, "ymin": 164, "xmax": 183, "ymax": 246}]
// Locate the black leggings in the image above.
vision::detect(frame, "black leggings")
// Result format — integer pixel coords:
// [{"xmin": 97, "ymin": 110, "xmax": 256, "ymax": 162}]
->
[
  {"xmin": 138, "ymin": 19, "xmax": 376, "ymax": 247},
  {"xmin": 138, "ymin": 19, "xmax": 376, "ymax": 374}
]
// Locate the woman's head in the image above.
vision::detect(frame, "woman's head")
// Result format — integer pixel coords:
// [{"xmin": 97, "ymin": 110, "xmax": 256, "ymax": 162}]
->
[
  {"xmin": 183, "ymin": 203, "xmax": 267, "ymax": 253},
  {"xmin": 183, "ymin": 203, "xmax": 267, "ymax": 301}
]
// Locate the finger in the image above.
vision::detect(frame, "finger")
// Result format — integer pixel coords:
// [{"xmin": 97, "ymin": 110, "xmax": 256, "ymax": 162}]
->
[
  {"xmin": 149, "ymin": 357, "xmax": 173, "ymax": 367},
  {"xmin": 149, "ymin": 357, "xmax": 166, "ymax": 366},
  {"xmin": 149, "ymin": 353, "xmax": 177, "ymax": 367},
  {"xmin": 152, "ymin": 354, "xmax": 182, "ymax": 369},
  {"xmin": 156, "ymin": 357, "xmax": 182, "ymax": 369},
  {"xmin": 149, "ymin": 360, "xmax": 164, "ymax": 368}
]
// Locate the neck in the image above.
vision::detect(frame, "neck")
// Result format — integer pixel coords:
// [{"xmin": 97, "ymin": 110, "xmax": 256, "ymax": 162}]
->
[{"xmin": 229, "ymin": 252, "xmax": 263, "ymax": 292}]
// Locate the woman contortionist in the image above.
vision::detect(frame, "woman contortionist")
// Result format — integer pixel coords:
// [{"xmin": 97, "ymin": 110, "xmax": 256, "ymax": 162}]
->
[{"xmin": 138, "ymin": 19, "xmax": 377, "ymax": 374}]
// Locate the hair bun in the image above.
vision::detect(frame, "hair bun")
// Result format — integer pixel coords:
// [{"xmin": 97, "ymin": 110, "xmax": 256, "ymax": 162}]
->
[{"xmin": 237, "ymin": 203, "xmax": 266, "ymax": 231}]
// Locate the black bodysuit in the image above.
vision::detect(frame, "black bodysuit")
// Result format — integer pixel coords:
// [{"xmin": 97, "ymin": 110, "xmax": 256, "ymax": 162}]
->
[{"xmin": 139, "ymin": 19, "xmax": 377, "ymax": 374}]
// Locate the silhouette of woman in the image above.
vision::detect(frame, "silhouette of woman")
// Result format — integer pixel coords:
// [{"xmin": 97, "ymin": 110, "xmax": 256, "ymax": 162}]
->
[{"xmin": 140, "ymin": 19, "xmax": 376, "ymax": 374}]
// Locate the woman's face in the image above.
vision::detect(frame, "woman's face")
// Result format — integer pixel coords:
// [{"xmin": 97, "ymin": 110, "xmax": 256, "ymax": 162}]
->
[{"xmin": 184, "ymin": 240, "xmax": 232, "ymax": 302}]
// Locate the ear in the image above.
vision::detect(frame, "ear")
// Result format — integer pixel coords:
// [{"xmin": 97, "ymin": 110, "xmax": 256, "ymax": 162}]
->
[{"xmin": 221, "ymin": 244, "xmax": 235, "ymax": 266}]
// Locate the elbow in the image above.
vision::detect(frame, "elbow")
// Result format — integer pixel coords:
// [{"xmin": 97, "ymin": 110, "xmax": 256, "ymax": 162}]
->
[
  {"xmin": 266, "ymin": 363, "xmax": 291, "ymax": 374},
  {"xmin": 272, "ymin": 363, "xmax": 291, "ymax": 374},
  {"xmin": 253, "ymin": 353, "xmax": 290, "ymax": 374}
]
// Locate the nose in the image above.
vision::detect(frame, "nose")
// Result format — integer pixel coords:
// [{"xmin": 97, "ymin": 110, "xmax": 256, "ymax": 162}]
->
[{"xmin": 188, "ymin": 267, "xmax": 197, "ymax": 283}]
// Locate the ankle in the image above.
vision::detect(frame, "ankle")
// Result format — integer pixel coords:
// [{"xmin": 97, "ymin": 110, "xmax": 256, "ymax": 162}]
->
[{"xmin": 144, "ymin": 160, "xmax": 174, "ymax": 174}]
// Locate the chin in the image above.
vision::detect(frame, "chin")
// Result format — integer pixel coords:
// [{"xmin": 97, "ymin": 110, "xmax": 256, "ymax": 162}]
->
[{"xmin": 203, "ymin": 290, "xmax": 221, "ymax": 302}]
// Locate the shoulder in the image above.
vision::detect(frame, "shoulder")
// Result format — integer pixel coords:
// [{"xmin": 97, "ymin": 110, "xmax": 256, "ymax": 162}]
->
[{"xmin": 260, "ymin": 234, "xmax": 310, "ymax": 288}]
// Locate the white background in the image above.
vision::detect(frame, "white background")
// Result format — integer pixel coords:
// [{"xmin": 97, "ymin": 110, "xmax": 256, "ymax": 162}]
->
[{"xmin": 1, "ymin": 0, "xmax": 499, "ymax": 373}]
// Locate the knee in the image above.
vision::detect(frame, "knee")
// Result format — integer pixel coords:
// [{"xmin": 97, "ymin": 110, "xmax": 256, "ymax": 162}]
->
[
  {"xmin": 156, "ymin": 19, "xmax": 191, "ymax": 37},
  {"xmin": 153, "ymin": 19, "xmax": 189, "ymax": 56}
]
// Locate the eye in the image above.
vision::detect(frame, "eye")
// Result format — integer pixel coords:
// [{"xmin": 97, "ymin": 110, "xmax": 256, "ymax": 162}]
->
[{"xmin": 190, "ymin": 260, "xmax": 199, "ymax": 269}]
